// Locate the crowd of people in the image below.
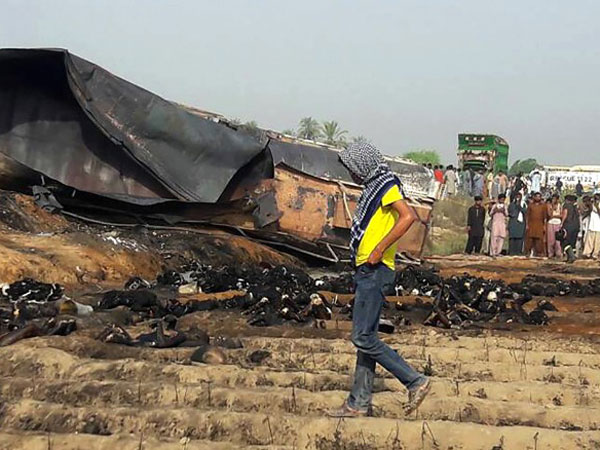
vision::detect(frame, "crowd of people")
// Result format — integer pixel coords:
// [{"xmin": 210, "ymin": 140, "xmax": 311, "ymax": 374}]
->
[{"xmin": 428, "ymin": 164, "xmax": 600, "ymax": 262}]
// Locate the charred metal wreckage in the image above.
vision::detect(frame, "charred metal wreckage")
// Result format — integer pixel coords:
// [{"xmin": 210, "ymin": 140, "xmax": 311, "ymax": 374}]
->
[{"xmin": 0, "ymin": 48, "xmax": 436, "ymax": 262}]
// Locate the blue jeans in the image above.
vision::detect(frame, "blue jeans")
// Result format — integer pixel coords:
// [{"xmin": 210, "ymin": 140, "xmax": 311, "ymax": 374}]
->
[{"xmin": 347, "ymin": 263, "xmax": 426, "ymax": 411}]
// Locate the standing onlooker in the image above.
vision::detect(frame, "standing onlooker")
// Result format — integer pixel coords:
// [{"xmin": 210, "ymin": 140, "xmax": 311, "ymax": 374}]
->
[
  {"xmin": 444, "ymin": 165, "xmax": 457, "ymax": 196},
  {"xmin": 482, "ymin": 200, "xmax": 493, "ymax": 255},
  {"xmin": 576, "ymin": 180, "xmax": 584, "ymax": 198},
  {"xmin": 434, "ymin": 165, "xmax": 444, "ymax": 184},
  {"xmin": 582, "ymin": 194, "xmax": 600, "ymax": 259},
  {"xmin": 580, "ymin": 195, "xmax": 593, "ymax": 254},
  {"xmin": 465, "ymin": 196, "xmax": 486, "ymax": 254},
  {"xmin": 512, "ymin": 172, "xmax": 526, "ymax": 201},
  {"xmin": 508, "ymin": 192, "xmax": 526, "ymax": 255},
  {"xmin": 555, "ymin": 177, "xmax": 563, "ymax": 195},
  {"xmin": 462, "ymin": 168, "xmax": 473, "ymax": 197},
  {"xmin": 530, "ymin": 169, "xmax": 542, "ymax": 194},
  {"xmin": 561, "ymin": 194, "xmax": 580, "ymax": 263},
  {"xmin": 498, "ymin": 171, "xmax": 509, "ymax": 197},
  {"xmin": 489, "ymin": 193, "xmax": 508, "ymax": 256},
  {"xmin": 490, "ymin": 172, "xmax": 500, "ymax": 200},
  {"xmin": 472, "ymin": 170, "xmax": 484, "ymax": 198},
  {"xmin": 546, "ymin": 194, "xmax": 563, "ymax": 258},
  {"xmin": 525, "ymin": 192, "xmax": 547, "ymax": 257},
  {"xmin": 486, "ymin": 171, "xmax": 494, "ymax": 199}
]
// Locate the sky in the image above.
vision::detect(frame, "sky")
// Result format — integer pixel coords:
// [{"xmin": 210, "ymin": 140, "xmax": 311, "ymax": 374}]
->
[{"xmin": 1, "ymin": 0, "xmax": 599, "ymax": 166}]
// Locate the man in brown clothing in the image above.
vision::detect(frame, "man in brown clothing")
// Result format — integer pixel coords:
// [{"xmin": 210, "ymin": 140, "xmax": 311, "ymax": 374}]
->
[{"xmin": 525, "ymin": 192, "xmax": 547, "ymax": 256}]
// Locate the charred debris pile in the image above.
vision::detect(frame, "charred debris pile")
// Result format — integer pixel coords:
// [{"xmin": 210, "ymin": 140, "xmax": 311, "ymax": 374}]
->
[{"xmin": 3, "ymin": 263, "xmax": 600, "ymax": 349}]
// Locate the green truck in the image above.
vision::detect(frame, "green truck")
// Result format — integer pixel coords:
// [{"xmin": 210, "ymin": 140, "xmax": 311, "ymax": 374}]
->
[{"xmin": 457, "ymin": 134, "xmax": 509, "ymax": 173}]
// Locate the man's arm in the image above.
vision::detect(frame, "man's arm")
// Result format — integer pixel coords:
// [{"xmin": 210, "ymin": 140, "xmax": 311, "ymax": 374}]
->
[{"xmin": 367, "ymin": 199, "xmax": 416, "ymax": 265}]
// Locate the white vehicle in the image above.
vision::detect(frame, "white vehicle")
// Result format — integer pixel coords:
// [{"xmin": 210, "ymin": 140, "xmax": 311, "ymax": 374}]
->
[{"xmin": 534, "ymin": 165, "xmax": 600, "ymax": 190}]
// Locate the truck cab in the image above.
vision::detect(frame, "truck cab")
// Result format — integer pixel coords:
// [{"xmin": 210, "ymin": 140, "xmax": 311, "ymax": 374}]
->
[{"xmin": 457, "ymin": 134, "xmax": 509, "ymax": 173}]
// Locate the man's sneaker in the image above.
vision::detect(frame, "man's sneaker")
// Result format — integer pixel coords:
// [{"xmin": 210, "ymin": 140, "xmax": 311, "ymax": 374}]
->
[
  {"xmin": 404, "ymin": 378, "xmax": 432, "ymax": 414},
  {"xmin": 327, "ymin": 401, "xmax": 372, "ymax": 418}
]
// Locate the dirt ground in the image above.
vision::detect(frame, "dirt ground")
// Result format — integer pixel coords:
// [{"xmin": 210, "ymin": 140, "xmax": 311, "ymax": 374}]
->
[{"xmin": 1, "ymin": 192, "xmax": 600, "ymax": 449}]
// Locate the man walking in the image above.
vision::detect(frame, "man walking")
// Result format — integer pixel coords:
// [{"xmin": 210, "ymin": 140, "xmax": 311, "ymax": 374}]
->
[
  {"xmin": 329, "ymin": 142, "xmax": 430, "ymax": 418},
  {"xmin": 465, "ymin": 195, "xmax": 486, "ymax": 254},
  {"xmin": 508, "ymin": 192, "xmax": 526, "ymax": 255},
  {"xmin": 561, "ymin": 194, "xmax": 580, "ymax": 263},
  {"xmin": 525, "ymin": 192, "xmax": 547, "ymax": 257}
]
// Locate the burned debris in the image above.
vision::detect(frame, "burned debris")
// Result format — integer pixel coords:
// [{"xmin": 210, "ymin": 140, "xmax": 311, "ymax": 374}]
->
[
  {"xmin": 3, "ymin": 260, "xmax": 600, "ymax": 350},
  {"xmin": 0, "ymin": 279, "xmax": 78, "ymax": 344}
]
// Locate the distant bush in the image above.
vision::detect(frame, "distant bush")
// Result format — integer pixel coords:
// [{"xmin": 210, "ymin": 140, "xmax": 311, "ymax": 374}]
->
[{"xmin": 403, "ymin": 150, "xmax": 441, "ymax": 165}]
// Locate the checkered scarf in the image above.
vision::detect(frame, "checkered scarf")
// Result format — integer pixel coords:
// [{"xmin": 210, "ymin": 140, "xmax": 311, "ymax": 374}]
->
[{"xmin": 339, "ymin": 142, "xmax": 402, "ymax": 262}]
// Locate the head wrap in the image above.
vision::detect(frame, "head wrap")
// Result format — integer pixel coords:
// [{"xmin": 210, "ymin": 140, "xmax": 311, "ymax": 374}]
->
[
  {"xmin": 339, "ymin": 142, "xmax": 387, "ymax": 184},
  {"xmin": 339, "ymin": 142, "xmax": 402, "ymax": 262}
]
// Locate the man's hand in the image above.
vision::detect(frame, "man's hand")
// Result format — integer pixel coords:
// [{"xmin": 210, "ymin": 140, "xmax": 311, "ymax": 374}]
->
[{"xmin": 368, "ymin": 246, "xmax": 384, "ymax": 265}]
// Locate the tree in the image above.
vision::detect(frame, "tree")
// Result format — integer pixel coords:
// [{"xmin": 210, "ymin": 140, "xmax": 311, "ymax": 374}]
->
[
  {"xmin": 239, "ymin": 120, "xmax": 262, "ymax": 140},
  {"xmin": 402, "ymin": 150, "xmax": 441, "ymax": 165},
  {"xmin": 281, "ymin": 128, "xmax": 295, "ymax": 136},
  {"xmin": 242, "ymin": 120, "xmax": 258, "ymax": 130},
  {"xmin": 297, "ymin": 117, "xmax": 321, "ymax": 140},
  {"xmin": 509, "ymin": 158, "xmax": 538, "ymax": 176},
  {"xmin": 351, "ymin": 135, "xmax": 371, "ymax": 146},
  {"xmin": 320, "ymin": 120, "xmax": 348, "ymax": 146}
]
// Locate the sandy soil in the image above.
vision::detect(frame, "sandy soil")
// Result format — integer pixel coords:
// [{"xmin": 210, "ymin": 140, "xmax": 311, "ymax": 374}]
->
[
  {"xmin": 1, "ymin": 317, "xmax": 600, "ymax": 449},
  {"xmin": 0, "ymin": 191, "xmax": 299, "ymax": 286}
]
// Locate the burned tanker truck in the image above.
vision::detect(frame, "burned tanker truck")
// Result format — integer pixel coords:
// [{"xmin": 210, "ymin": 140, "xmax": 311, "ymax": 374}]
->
[{"xmin": 0, "ymin": 48, "xmax": 435, "ymax": 263}]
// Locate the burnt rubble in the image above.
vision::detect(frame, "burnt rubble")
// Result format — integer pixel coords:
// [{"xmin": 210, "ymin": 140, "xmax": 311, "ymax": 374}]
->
[
  {"xmin": 111, "ymin": 261, "xmax": 600, "ymax": 331},
  {"xmin": 0, "ymin": 279, "xmax": 78, "ymax": 345},
  {"xmin": 3, "ymin": 261, "xmax": 600, "ymax": 348}
]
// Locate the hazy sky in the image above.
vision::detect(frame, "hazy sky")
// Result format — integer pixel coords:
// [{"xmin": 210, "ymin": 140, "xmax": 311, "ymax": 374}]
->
[{"xmin": 2, "ymin": 0, "xmax": 599, "ymax": 165}]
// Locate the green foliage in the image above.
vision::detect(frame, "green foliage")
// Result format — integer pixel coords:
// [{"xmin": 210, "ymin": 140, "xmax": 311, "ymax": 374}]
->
[
  {"xmin": 320, "ymin": 120, "xmax": 348, "ymax": 146},
  {"xmin": 238, "ymin": 120, "xmax": 262, "ymax": 140},
  {"xmin": 281, "ymin": 128, "xmax": 295, "ymax": 136},
  {"xmin": 297, "ymin": 117, "xmax": 322, "ymax": 140},
  {"xmin": 351, "ymin": 135, "xmax": 371, "ymax": 145},
  {"xmin": 402, "ymin": 150, "xmax": 441, "ymax": 165},
  {"xmin": 509, "ymin": 158, "xmax": 538, "ymax": 176},
  {"xmin": 242, "ymin": 120, "xmax": 258, "ymax": 130}
]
